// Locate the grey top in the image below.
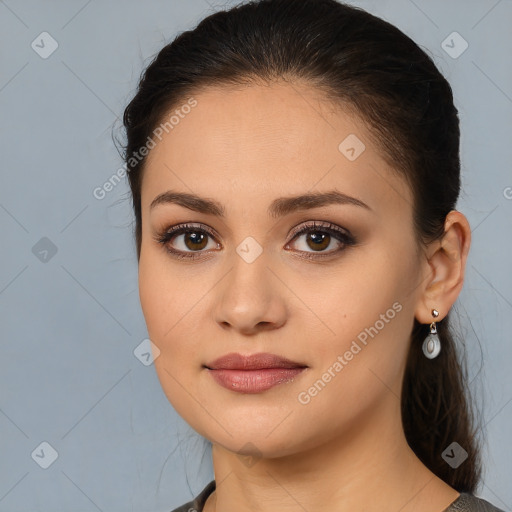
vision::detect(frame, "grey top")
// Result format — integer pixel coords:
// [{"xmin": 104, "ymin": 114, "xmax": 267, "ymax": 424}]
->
[{"xmin": 170, "ymin": 480, "xmax": 507, "ymax": 512}]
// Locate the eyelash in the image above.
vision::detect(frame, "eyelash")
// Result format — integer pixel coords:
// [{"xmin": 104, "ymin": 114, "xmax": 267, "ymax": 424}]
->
[{"xmin": 153, "ymin": 221, "xmax": 356, "ymax": 261}]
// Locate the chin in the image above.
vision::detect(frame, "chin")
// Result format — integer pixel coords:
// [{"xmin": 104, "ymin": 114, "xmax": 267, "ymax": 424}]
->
[{"xmin": 183, "ymin": 410, "xmax": 317, "ymax": 458}]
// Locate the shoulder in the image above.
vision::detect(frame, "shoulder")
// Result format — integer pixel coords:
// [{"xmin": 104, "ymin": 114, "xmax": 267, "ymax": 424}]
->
[
  {"xmin": 168, "ymin": 483, "xmax": 509, "ymax": 512},
  {"xmin": 444, "ymin": 492, "xmax": 507, "ymax": 512},
  {"xmin": 169, "ymin": 480, "xmax": 216, "ymax": 512}
]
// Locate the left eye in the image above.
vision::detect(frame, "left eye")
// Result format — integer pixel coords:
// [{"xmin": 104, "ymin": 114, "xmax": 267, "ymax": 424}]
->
[
  {"xmin": 285, "ymin": 222, "xmax": 355, "ymax": 256},
  {"xmin": 290, "ymin": 230, "xmax": 340, "ymax": 252}
]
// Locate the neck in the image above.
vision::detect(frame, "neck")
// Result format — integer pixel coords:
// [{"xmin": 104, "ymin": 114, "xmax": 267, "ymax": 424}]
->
[{"xmin": 203, "ymin": 395, "xmax": 459, "ymax": 512}]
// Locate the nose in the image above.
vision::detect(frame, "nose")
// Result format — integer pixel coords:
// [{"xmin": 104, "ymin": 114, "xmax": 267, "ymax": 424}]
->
[{"xmin": 213, "ymin": 253, "xmax": 288, "ymax": 336}]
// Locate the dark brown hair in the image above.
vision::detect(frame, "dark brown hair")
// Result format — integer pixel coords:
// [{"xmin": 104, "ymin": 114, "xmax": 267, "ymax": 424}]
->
[{"xmin": 121, "ymin": 0, "xmax": 482, "ymax": 491}]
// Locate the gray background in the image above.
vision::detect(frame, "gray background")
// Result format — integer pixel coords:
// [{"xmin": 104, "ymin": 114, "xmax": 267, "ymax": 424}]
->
[{"xmin": 0, "ymin": 0, "xmax": 511, "ymax": 511}]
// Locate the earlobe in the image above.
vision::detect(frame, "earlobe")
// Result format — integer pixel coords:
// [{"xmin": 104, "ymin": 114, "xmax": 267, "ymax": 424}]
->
[{"xmin": 414, "ymin": 210, "xmax": 471, "ymax": 325}]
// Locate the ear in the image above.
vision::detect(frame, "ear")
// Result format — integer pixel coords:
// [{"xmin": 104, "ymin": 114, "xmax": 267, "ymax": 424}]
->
[{"xmin": 414, "ymin": 210, "xmax": 471, "ymax": 324}]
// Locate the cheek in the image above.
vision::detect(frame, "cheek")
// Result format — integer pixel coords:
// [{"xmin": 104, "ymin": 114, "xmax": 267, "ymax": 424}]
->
[
  {"xmin": 138, "ymin": 255, "xmax": 168, "ymax": 342},
  {"xmin": 138, "ymin": 252, "xmax": 208, "ymax": 420},
  {"xmin": 138, "ymin": 249, "xmax": 212, "ymax": 374},
  {"xmin": 139, "ymin": 248, "xmax": 184, "ymax": 332},
  {"xmin": 139, "ymin": 251, "xmax": 188, "ymax": 353},
  {"xmin": 296, "ymin": 245, "xmax": 417, "ymax": 378},
  {"xmin": 289, "ymin": 279, "xmax": 413, "ymax": 435}
]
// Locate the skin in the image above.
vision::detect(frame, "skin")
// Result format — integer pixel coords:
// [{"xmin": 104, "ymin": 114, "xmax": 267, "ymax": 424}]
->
[{"xmin": 137, "ymin": 81, "xmax": 471, "ymax": 512}]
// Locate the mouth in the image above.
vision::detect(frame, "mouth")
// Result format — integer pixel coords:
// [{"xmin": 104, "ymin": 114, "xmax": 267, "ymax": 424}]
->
[
  {"xmin": 205, "ymin": 352, "xmax": 307, "ymax": 370},
  {"xmin": 204, "ymin": 352, "xmax": 308, "ymax": 393}
]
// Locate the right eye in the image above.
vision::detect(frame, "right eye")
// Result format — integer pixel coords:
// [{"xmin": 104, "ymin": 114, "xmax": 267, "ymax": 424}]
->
[{"xmin": 154, "ymin": 223, "xmax": 221, "ymax": 260}]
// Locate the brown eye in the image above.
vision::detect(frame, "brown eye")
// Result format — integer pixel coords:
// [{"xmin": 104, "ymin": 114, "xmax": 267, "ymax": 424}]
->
[
  {"xmin": 155, "ymin": 223, "xmax": 220, "ymax": 260},
  {"xmin": 304, "ymin": 231, "xmax": 331, "ymax": 251},
  {"xmin": 182, "ymin": 231, "xmax": 209, "ymax": 251},
  {"xmin": 286, "ymin": 221, "xmax": 356, "ymax": 258}
]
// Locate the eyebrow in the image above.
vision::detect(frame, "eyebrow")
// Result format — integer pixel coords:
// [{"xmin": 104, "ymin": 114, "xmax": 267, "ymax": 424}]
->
[{"xmin": 149, "ymin": 189, "xmax": 372, "ymax": 218}]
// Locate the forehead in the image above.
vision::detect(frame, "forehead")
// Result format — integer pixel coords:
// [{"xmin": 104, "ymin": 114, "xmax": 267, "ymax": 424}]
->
[{"xmin": 140, "ymin": 82, "xmax": 412, "ymax": 218}]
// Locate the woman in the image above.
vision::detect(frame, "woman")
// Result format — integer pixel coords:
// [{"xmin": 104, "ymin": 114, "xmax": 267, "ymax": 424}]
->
[{"xmin": 121, "ymin": 0, "xmax": 506, "ymax": 510}]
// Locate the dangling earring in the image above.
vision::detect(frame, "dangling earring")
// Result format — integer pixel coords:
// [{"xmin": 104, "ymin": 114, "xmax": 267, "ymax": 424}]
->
[{"xmin": 422, "ymin": 308, "xmax": 441, "ymax": 359}]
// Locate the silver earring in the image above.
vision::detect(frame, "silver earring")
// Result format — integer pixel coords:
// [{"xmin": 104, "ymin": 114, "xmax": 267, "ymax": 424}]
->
[{"xmin": 422, "ymin": 309, "xmax": 441, "ymax": 359}]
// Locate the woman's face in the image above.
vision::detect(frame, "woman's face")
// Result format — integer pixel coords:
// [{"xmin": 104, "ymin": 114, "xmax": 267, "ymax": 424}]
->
[{"xmin": 138, "ymin": 81, "xmax": 427, "ymax": 458}]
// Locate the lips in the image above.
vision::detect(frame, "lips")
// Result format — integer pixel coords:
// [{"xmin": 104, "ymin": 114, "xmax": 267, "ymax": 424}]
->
[
  {"xmin": 205, "ymin": 352, "xmax": 307, "ymax": 370},
  {"xmin": 204, "ymin": 352, "xmax": 308, "ymax": 393}
]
